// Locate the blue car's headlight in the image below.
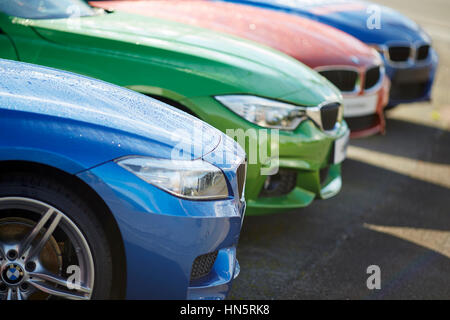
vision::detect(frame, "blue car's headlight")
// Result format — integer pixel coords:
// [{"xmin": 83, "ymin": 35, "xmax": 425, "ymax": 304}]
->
[{"xmin": 116, "ymin": 157, "xmax": 229, "ymax": 200}]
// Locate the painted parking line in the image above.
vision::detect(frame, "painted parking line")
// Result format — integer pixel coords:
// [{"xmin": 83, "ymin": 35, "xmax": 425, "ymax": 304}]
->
[
  {"xmin": 364, "ymin": 224, "xmax": 450, "ymax": 259},
  {"xmin": 347, "ymin": 145, "xmax": 450, "ymax": 189}
]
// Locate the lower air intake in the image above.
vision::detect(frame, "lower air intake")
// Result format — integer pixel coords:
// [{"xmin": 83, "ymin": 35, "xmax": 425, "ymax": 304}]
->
[
  {"xmin": 320, "ymin": 166, "xmax": 330, "ymax": 186},
  {"xmin": 190, "ymin": 251, "xmax": 218, "ymax": 281},
  {"xmin": 345, "ymin": 114, "xmax": 379, "ymax": 132},
  {"xmin": 390, "ymin": 82, "xmax": 428, "ymax": 101},
  {"xmin": 259, "ymin": 169, "xmax": 297, "ymax": 198}
]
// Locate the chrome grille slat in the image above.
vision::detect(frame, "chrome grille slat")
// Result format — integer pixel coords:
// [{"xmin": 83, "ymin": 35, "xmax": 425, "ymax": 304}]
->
[{"xmin": 236, "ymin": 161, "xmax": 247, "ymax": 200}]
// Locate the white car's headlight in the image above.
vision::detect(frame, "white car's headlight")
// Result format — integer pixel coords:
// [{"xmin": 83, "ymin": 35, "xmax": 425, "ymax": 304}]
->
[
  {"xmin": 116, "ymin": 157, "xmax": 229, "ymax": 200},
  {"xmin": 215, "ymin": 95, "xmax": 305, "ymax": 130},
  {"xmin": 368, "ymin": 44, "xmax": 387, "ymax": 57}
]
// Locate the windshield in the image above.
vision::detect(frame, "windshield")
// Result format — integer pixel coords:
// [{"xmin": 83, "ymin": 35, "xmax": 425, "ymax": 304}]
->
[{"xmin": 0, "ymin": 0, "xmax": 96, "ymax": 19}]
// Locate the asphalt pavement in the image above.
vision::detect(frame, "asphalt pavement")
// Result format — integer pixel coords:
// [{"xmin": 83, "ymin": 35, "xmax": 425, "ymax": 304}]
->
[{"xmin": 230, "ymin": 0, "xmax": 450, "ymax": 300}]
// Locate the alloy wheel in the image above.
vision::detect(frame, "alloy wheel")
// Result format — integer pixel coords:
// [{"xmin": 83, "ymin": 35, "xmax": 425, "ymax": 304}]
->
[{"xmin": 0, "ymin": 197, "xmax": 95, "ymax": 300}]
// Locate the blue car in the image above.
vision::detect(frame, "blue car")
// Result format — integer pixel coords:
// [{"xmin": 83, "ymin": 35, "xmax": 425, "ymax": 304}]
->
[
  {"xmin": 0, "ymin": 59, "xmax": 246, "ymax": 300},
  {"xmin": 220, "ymin": 0, "xmax": 438, "ymax": 107}
]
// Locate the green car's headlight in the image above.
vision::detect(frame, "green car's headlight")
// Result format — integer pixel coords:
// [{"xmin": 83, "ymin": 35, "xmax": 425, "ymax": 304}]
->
[
  {"xmin": 215, "ymin": 95, "xmax": 305, "ymax": 130},
  {"xmin": 116, "ymin": 157, "xmax": 229, "ymax": 200},
  {"xmin": 215, "ymin": 95, "xmax": 343, "ymax": 132}
]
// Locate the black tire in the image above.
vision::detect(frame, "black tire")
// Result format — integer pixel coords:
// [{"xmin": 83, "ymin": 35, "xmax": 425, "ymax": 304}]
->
[{"xmin": 0, "ymin": 172, "xmax": 114, "ymax": 299}]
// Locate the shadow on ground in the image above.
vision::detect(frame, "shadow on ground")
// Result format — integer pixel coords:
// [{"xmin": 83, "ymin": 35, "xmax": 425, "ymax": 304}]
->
[{"xmin": 351, "ymin": 117, "xmax": 450, "ymax": 164}]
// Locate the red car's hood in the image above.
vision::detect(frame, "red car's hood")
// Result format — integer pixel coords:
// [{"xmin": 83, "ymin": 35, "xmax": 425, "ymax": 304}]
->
[{"xmin": 91, "ymin": 0, "xmax": 381, "ymax": 69}]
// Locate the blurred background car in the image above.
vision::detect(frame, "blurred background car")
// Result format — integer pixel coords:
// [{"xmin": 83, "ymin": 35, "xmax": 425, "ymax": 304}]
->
[
  {"xmin": 0, "ymin": 0, "xmax": 350, "ymax": 215},
  {"xmin": 219, "ymin": 0, "xmax": 438, "ymax": 108},
  {"xmin": 0, "ymin": 59, "xmax": 247, "ymax": 300},
  {"xmin": 92, "ymin": 0, "xmax": 390, "ymax": 138}
]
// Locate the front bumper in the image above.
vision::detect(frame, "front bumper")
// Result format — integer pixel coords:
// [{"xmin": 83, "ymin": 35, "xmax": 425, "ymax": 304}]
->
[
  {"xmin": 344, "ymin": 75, "xmax": 390, "ymax": 139},
  {"xmin": 245, "ymin": 120, "xmax": 349, "ymax": 215},
  {"xmin": 182, "ymin": 96, "xmax": 349, "ymax": 215},
  {"xmin": 77, "ymin": 161, "xmax": 245, "ymax": 300},
  {"xmin": 385, "ymin": 48, "xmax": 438, "ymax": 106}
]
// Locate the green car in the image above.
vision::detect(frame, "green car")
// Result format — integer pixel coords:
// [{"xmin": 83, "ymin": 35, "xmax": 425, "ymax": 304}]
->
[{"xmin": 0, "ymin": 0, "xmax": 349, "ymax": 215}]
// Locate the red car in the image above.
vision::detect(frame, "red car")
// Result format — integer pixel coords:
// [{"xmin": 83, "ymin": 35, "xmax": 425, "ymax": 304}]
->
[{"xmin": 91, "ymin": 0, "xmax": 390, "ymax": 138}]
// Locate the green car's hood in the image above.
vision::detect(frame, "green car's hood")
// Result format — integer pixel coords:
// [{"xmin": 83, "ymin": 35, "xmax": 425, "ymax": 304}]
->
[{"xmin": 25, "ymin": 11, "xmax": 341, "ymax": 106}]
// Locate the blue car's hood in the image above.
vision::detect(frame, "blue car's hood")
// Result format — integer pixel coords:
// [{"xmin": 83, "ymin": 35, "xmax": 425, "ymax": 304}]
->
[
  {"xmin": 0, "ymin": 59, "xmax": 221, "ymax": 170},
  {"xmin": 231, "ymin": 0, "xmax": 431, "ymax": 44}
]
